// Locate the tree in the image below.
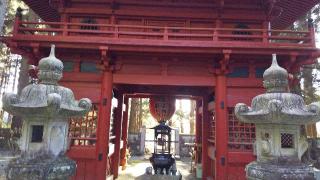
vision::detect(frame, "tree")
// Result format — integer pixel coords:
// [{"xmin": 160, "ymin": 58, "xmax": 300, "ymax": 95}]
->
[
  {"xmin": 128, "ymin": 98, "xmax": 150, "ymax": 133},
  {"xmin": 292, "ymin": 4, "xmax": 320, "ymax": 137},
  {"xmin": 175, "ymin": 100, "xmax": 185, "ymax": 134},
  {"xmin": 0, "ymin": 0, "xmax": 38, "ymax": 128},
  {"xmin": 128, "ymin": 98, "xmax": 140, "ymax": 134},
  {"xmin": 189, "ymin": 100, "xmax": 196, "ymax": 135},
  {"xmin": 0, "ymin": 0, "xmax": 7, "ymax": 34}
]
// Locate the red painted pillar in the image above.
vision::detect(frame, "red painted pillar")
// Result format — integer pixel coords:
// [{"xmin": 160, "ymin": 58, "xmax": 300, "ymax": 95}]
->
[
  {"xmin": 215, "ymin": 74, "xmax": 228, "ymax": 180},
  {"xmin": 120, "ymin": 97, "xmax": 129, "ymax": 168},
  {"xmin": 113, "ymin": 91, "xmax": 124, "ymax": 178},
  {"xmin": 96, "ymin": 70, "xmax": 113, "ymax": 180},
  {"xmin": 262, "ymin": 20, "xmax": 269, "ymax": 43},
  {"xmin": 195, "ymin": 100, "xmax": 202, "ymax": 164},
  {"xmin": 201, "ymin": 96, "xmax": 210, "ymax": 179}
]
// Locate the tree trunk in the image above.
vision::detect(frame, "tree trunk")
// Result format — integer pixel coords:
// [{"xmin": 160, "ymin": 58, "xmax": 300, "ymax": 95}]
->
[
  {"xmin": 293, "ymin": 9, "xmax": 320, "ymax": 138},
  {"xmin": 128, "ymin": 98, "xmax": 141, "ymax": 134},
  {"xmin": 180, "ymin": 120, "xmax": 184, "ymax": 134},
  {"xmin": 138, "ymin": 98, "xmax": 143, "ymax": 128},
  {"xmin": 128, "ymin": 98, "xmax": 144, "ymax": 134},
  {"xmin": 189, "ymin": 100, "xmax": 196, "ymax": 134},
  {"xmin": 302, "ymin": 66, "xmax": 317, "ymax": 104},
  {"xmin": 301, "ymin": 66, "xmax": 318, "ymax": 137},
  {"xmin": 11, "ymin": 56, "xmax": 29, "ymax": 134},
  {"xmin": 17, "ymin": 57, "xmax": 29, "ymax": 95},
  {"xmin": 178, "ymin": 100, "xmax": 184, "ymax": 134}
]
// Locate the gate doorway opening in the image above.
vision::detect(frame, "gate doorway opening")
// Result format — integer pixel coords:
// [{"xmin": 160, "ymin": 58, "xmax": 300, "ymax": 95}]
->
[
  {"xmin": 112, "ymin": 84, "xmax": 215, "ymax": 179},
  {"xmin": 121, "ymin": 97, "xmax": 198, "ymax": 179}
]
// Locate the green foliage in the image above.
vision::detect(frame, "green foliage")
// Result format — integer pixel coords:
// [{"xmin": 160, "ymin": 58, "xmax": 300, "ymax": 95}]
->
[
  {"xmin": 312, "ymin": 5, "xmax": 320, "ymax": 33},
  {"xmin": 3, "ymin": 0, "xmax": 27, "ymax": 35},
  {"xmin": 1, "ymin": 0, "xmax": 28, "ymax": 68},
  {"xmin": 292, "ymin": 4, "xmax": 320, "ymax": 104},
  {"xmin": 0, "ymin": 0, "xmax": 32, "ymax": 127},
  {"xmin": 300, "ymin": 65, "xmax": 320, "ymax": 104}
]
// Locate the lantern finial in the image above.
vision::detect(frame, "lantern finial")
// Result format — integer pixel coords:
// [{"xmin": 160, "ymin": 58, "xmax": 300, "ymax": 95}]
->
[{"xmin": 263, "ymin": 54, "xmax": 288, "ymax": 93}]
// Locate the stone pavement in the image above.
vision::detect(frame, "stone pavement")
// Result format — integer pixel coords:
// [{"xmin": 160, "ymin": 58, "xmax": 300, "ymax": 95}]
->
[{"xmin": 118, "ymin": 156, "xmax": 198, "ymax": 180}]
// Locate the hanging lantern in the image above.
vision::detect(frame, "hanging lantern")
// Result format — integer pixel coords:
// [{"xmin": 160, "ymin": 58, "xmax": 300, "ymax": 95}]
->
[{"xmin": 149, "ymin": 95, "xmax": 176, "ymax": 123}]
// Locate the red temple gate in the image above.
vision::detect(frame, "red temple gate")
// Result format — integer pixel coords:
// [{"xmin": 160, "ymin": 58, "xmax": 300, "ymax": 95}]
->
[
  {"xmin": 64, "ymin": 79, "xmax": 264, "ymax": 180},
  {"xmin": 2, "ymin": 0, "xmax": 320, "ymax": 179}
]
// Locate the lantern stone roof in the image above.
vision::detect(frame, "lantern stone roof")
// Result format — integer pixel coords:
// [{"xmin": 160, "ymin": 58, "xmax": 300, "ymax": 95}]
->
[
  {"xmin": 234, "ymin": 54, "xmax": 320, "ymax": 125},
  {"xmin": 21, "ymin": 0, "xmax": 318, "ymax": 30},
  {"xmin": 2, "ymin": 45, "xmax": 92, "ymax": 118}
]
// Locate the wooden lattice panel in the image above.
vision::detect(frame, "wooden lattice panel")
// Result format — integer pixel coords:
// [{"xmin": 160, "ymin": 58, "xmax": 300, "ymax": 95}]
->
[
  {"xmin": 109, "ymin": 105, "xmax": 116, "ymax": 143},
  {"xmin": 68, "ymin": 104, "xmax": 98, "ymax": 146},
  {"xmin": 208, "ymin": 111, "xmax": 215, "ymax": 146},
  {"xmin": 228, "ymin": 108, "xmax": 255, "ymax": 151}
]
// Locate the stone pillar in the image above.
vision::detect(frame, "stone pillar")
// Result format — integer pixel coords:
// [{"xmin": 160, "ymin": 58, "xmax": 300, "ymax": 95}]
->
[
  {"xmin": 120, "ymin": 97, "xmax": 129, "ymax": 168},
  {"xmin": 140, "ymin": 126, "xmax": 146, "ymax": 155},
  {"xmin": 174, "ymin": 129, "xmax": 180, "ymax": 156},
  {"xmin": 112, "ymin": 91, "xmax": 124, "ymax": 178},
  {"xmin": 96, "ymin": 70, "xmax": 113, "ymax": 180},
  {"xmin": 215, "ymin": 74, "xmax": 228, "ymax": 180}
]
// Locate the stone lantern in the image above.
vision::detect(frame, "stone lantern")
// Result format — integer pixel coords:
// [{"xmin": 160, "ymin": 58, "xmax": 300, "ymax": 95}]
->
[
  {"xmin": 2, "ymin": 45, "xmax": 92, "ymax": 180},
  {"xmin": 235, "ymin": 54, "xmax": 320, "ymax": 179}
]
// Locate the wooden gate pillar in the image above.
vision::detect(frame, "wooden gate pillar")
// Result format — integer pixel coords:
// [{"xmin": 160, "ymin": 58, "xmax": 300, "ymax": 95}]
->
[
  {"xmin": 201, "ymin": 96, "xmax": 210, "ymax": 178},
  {"xmin": 215, "ymin": 52, "xmax": 229, "ymax": 180},
  {"xmin": 96, "ymin": 70, "xmax": 113, "ymax": 180},
  {"xmin": 215, "ymin": 75, "xmax": 228, "ymax": 180},
  {"xmin": 120, "ymin": 97, "xmax": 129, "ymax": 168},
  {"xmin": 96, "ymin": 47, "xmax": 113, "ymax": 180},
  {"xmin": 112, "ymin": 91, "xmax": 124, "ymax": 178}
]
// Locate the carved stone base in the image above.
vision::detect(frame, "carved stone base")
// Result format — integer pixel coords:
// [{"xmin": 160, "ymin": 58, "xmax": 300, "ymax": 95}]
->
[
  {"xmin": 246, "ymin": 161, "xmax": 315, "ymax": 180},
  {"xmin": 0, "ymin": 152, "xmax": 19, "ymax": 180},
  {"xmin": 6, "ymin": 154, "xmax": 76, "ymax": 180}
]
